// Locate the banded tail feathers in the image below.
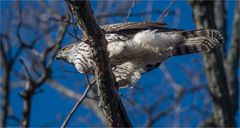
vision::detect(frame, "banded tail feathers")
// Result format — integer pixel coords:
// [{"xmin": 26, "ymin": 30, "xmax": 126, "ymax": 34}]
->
[{"xmin": 174, "ymin": 29, "xmax": 224, "ymax": 56}]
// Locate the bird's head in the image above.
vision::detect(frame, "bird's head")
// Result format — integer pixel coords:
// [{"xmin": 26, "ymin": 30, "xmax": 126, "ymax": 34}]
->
[{"xmin": 56, "ymin": 43, "xmax": 76, "ymax": 64}]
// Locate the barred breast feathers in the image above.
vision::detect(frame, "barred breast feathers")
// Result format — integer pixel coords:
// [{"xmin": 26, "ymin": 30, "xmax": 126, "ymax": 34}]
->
[{"xmin": 74, "ymin": 42, "xmax": 95, "ymax": 74}]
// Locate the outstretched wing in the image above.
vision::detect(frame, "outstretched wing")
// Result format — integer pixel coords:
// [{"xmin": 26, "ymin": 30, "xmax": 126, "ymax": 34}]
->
[
  {"xmin": 102, "ymin": 23, "xmax": 223, "ymax": 89},
  {"xmin": 101, "ymin": 22, "xmax": 167, "ymax": 33}
]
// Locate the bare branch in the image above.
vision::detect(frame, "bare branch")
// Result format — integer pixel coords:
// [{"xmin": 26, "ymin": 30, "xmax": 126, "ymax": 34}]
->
[
  {"xmin": 190, "ymin": 1, "xmax": 236, "ymax": 127},
  {"xmin": 16, "ymin": 9, "xmax": 68, "ymax": 127},
  {"xmin": 66, "ymin": 1, "xmax": 132, "ymax": 126},
  {"xmin": 144, "ymin": 88, "xmax": 184, "ymax": 127},
  {"xmin": 95, "ymin": 10, "xmax": 174, "ymax": 21},
  {"xmin": 38, "ymin": 1, "xmax": 63, "ymax": 21},
  {"xmin": 19, "ymin": 59, "xmax": 34, "ymax": 128},
  {"xmin": 61, "ymin": 76, "xmax": 94, "ymax": 128},
  {"xmin": 226, "ymin": 1, "xmax": 239, "ymax": 117},
  {"xmin": 160, "ymin": 64, "xmax": 183, "ymax": 92},
  {"xmin": 0, "ymin": 33, "xmax": 11, "ymax": 127},
  {"xmin": 213, "ymin": 1, "xmax": 227, "ymax": 53},
  {"xmin": 158, "ymin": 0, "xmax": 175, "ymax": 21},
  {"xmin": 125, "ymin": 0, "xmax": 136, "ymax": 22},
  {"xmin": 46, "ymin": 79, "xmax": 108, "ymax": 126}
]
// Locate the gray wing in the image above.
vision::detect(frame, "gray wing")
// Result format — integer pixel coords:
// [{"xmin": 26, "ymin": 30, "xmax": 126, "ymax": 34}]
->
[{"xmin": 101, "ymin": 22, "xmax": 167, "ymax": 33}]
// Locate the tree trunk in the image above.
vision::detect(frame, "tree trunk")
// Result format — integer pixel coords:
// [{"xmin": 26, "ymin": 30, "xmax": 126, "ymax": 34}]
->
[{"xmin": 190, "ymin": 1, "xmax": 238, "ymax": 127}]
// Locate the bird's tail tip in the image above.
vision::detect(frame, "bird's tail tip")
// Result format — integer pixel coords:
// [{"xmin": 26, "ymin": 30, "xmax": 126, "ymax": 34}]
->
[{"xmin": 174, "ymin": 29, "xmax": 224, "ymax": 56}]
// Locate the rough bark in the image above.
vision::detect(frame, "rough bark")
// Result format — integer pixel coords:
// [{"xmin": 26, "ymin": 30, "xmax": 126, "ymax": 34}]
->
[
  {"xmin": 226, "ymin": 1, "xmax": 239, "ymax": 117},
  {"xmin": 66, "ymin": 0, "xmax": 132, "ymax": 127},
  {"xmin": 0, "ymin": 34, "xmax": 10, "ymax": 127},
  {"xmin": 190, "ymin": 1, "xmax": 238, "ymax": 127}
]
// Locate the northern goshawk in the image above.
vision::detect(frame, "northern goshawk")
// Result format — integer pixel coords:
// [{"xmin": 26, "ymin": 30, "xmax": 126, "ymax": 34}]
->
[{"xmin": 56, "ymin": 22, "xmax": 223, "ymax": 88}]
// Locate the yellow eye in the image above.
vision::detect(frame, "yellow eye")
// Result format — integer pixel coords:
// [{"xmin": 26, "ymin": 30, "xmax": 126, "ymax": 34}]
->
[{"xmin": 62, "ymin": 47, "xmax": 68, "ymax": 51}]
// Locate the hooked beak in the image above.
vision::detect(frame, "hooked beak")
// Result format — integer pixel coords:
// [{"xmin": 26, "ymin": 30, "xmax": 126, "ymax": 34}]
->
[
  {"xmin": 56, "ymin": 51, "xmax": 62, "ymax": 60},
  {"xmin": 56, "ymin": 44, "xmax": 75, "ymax": 61}
]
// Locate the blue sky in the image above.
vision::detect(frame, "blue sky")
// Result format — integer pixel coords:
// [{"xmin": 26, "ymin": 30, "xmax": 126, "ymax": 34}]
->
[{"xmin": 1, "ymin": 0, "xmax": 238, "ymax": 127}]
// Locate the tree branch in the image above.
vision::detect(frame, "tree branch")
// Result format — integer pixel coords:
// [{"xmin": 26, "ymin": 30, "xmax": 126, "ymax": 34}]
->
[
  {"xmin": 157, "ymin": 0, "xmax": 175, "ymax": 21},
  {"xmin": 189, "ymin": 1, "xmax": 236, "ymax": 127},
  {"xmin": 66, "ymin": 0, "xmax": 132, "ymax": 127},
  {"xmin": 125, "ymin": 0, "xmax": 136, "ymax": 22},
  {"xmin": 19, "ymin": 59, "xmax": 34, "ymax": 128},
  {"xmin": 61, "ymin": 76, "xmax": 94, "ymax": 128},
  {"xmin": 17, "ymin": 14, "xmax": 68, "ymax": 127},
  {"xmin": 95, "ymin": 10, "xmax": 175, "ymax": 21},
  {"xmin": 226, "ymin": 1, "xmax": 239, "ymax": 117},
  {"xmin": 0, "ymin": 33, "xmax": 11, "ymax": 127},
  {"xmin": 46, "ymin": 78, "xmax": 108, "ymax": 126}
]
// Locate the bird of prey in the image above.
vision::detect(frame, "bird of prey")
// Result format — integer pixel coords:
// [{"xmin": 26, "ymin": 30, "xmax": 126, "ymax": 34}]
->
[{"xmin": 56, "ymin": 22, "xmax": 223, "ymax": 88}]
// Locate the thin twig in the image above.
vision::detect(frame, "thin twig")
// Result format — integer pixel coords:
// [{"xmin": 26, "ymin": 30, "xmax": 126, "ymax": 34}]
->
[
  {"xmin": 160, "ymin": 64, "xmax": 182, "ymax": 92},
  {"xmin": 125, "ymin": 0, "xmax": 136, "ymax": 22},
  {"xmin": 61, "ymin": 76, "xmax": 94, "ymax": 128},
  {"xmin": 19, "ymin": 59, "xmax": 34, "ymax": 128},
  {"xmin": 144, "ymin": 88, "xmax": 184, "ymax": 127},
  {"xmin": 96, "ymin": 10, "xmax": 174, "ymax": 20},
  {"xmin": 19, "ymin": 60, "xmax": 32, "ymax": 83},
  {"xmin": 46, "ymin": 78, "xmax": 108, "ymax": 125},
  {"xmin": 157, "ymin": 0, "xmax": 175, "ymax": 21}
]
